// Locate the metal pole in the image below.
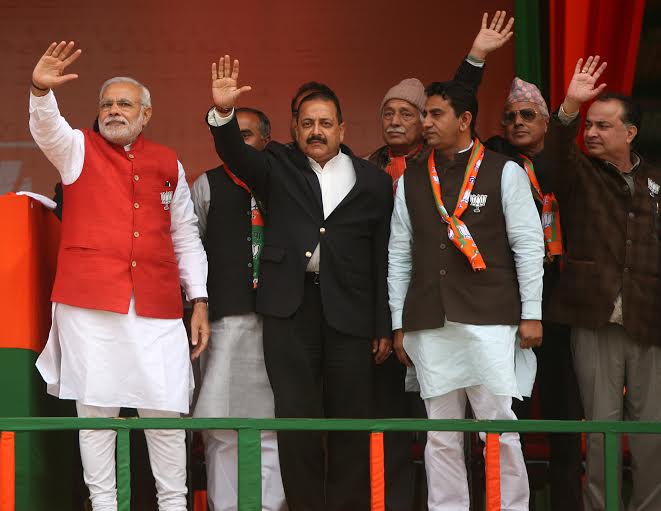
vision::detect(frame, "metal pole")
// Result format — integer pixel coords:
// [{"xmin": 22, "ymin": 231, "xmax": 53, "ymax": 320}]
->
[
  {"xmin": 238, "ymin": 428, "xmax": 262, "ymax": 511},
  {"xmin": 603, "ymin": 431, "xmax": 619, "ymax": 510},
  {"xmin": 117, "ymin": 429, "xmax": 131, "ymax": 511}
]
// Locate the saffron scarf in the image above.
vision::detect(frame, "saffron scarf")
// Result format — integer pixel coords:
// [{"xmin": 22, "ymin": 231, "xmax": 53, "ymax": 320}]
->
[
  {"xmin": 224, "ymin": 167, "xmax": 265, "ymax": 288},
  {"xmin": 385, "ymin": 144, "xmax": 423, "ymax": 194},
  {"xmin": 427, "ymin": 139, "xmax": 486, "ymax": 271},
  {"xmin": 519, "ymin": 154, "xmax": 563, "ymax": 259}
]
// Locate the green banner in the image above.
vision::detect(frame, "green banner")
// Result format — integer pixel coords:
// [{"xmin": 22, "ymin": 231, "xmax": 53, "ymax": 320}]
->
[{"xmin": 515, "ymin": 0, "xmax": 544, "ymax": 87}]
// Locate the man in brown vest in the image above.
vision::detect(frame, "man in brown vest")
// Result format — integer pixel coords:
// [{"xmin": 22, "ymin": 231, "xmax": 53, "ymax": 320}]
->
[
  {"xmin": 546, "ymin": 56, "xmax": 661, "ymax": 511},
  {"xmin": 388, "ymin": 80, "xmax": 544, "ymax": 510}
]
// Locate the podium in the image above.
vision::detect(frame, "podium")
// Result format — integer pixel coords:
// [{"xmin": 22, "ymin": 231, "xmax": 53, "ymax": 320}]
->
[{"xmin": 0, "ymin": 193, "xmax": 76, "ymax": 510}]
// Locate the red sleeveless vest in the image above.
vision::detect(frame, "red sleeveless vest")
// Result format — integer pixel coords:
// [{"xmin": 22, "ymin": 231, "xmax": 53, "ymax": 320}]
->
[{"xmin": 51, "ymin": 129, "xmax": 183, "ymax": 319}]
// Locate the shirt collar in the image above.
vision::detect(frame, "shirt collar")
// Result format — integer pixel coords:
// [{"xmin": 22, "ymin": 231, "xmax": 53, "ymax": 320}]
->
[
  {"xmin": 604, "ymin": 152, "xmax": 641, "ymax": 175},
  {"xmin": 457, "ymin": 140, "xmax": 474, "ymax": 154},
  {"xmin": 307, "ymin": 150, "xmax": 348, "ymax": 174}
]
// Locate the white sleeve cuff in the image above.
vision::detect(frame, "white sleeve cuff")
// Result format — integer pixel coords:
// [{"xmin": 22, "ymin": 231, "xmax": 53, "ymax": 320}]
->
[
  {"xmin": 521, "ymin": 300, "xmax": 542, "ymax": 320},
  {"xmin": 207, "ymin": 107, "xmax": 235, "ymax": 127},
  {"xmin": 186, "ymin": 286, "xmax": 208, "ymax": 302},
  {"xmin": 465, "ymin": 56, "xmax": 485, "ymax": 68},
  {"xmin": 391, "ymin": 310, "xmax": 403, "ymax": 331}
]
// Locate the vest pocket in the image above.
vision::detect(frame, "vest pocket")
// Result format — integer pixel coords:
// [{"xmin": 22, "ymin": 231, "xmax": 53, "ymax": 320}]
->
[
  {"xmin": 565, "ymin": 256, "xmax": 596, "ymax": 265},
  {"xmin": 63, "ymin": 245, "xmax": 100, "ymax": 253}
]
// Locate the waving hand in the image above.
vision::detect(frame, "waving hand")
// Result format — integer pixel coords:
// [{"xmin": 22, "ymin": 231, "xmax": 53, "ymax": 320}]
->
[
  {"xmin": 469, "ymin": 11, "xmax": 515, "ymax": 61},
  {"xmin": 562, "ymin": 56, "xmax": 608, "ymax": 114},
  {"xmin": 211, "ymin": 55, "xmax": 253, "ymax": 113},
  {"xmin": 32, "ymin": 41, "xmax": 82, "ymax": 93}
]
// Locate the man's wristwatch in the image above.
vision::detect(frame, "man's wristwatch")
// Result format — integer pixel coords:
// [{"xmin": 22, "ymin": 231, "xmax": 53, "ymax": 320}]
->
[{"xmin": 190, "ymin": 297, "xmax": 208, "ymax": 306}]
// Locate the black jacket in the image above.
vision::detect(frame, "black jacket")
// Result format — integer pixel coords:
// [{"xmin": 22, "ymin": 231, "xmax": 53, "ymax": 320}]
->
[{"xmin": 209, "ymin": 115, "xmax": 393, "ymax": 339}]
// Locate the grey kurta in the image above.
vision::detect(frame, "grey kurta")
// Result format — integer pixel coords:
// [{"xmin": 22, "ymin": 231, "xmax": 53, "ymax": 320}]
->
[{"xmin": 193, "ymin": 313, "xmax": 274, "ymax": 418}]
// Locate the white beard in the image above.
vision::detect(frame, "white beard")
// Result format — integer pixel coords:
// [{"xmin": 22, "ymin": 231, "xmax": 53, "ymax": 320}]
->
[{"xmin": 99, "ymin": 111, "xmax": 144, "ymax": 146}]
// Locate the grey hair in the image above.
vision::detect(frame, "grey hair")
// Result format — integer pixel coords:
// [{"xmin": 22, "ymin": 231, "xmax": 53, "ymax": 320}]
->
[{"xmin": 99, "ymin": 76, "xmax": 151, "ymax": 108}]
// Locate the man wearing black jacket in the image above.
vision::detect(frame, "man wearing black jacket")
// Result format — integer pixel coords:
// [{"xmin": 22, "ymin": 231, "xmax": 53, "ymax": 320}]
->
[{"xmin": 207, "ymin": 56, "xmax": 393, "ymax": 510}]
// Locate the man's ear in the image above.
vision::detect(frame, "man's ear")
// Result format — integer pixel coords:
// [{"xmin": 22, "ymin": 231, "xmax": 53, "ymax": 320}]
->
[
  {"xmin": 626, "ymin": 124, "xmax": 638, "ymax": 145},
  {"xmin": 338, "ymin": 122, "xmax": 345, "ymax": 144},
  {"xmin": 141, "ymin": 107, "xmax": 153, "ymax": 127},
  {"xmin": 459, "ymin": 111, "xmax": 473, "ymax": 133}
]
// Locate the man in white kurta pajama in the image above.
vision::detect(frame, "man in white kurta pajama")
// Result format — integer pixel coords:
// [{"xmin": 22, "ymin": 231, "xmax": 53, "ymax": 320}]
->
[
  {"xmin": 28, "ymin": 42, "xmax": 209, "ymax": 511},
  {"xmin": 389, "ymin": 80, "xmax": 544, "ymax": 511}
]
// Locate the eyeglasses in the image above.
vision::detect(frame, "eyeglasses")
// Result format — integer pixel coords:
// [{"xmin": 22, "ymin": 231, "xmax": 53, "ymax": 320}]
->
[
  {"xmin": 501, "ymin": 108, "xmax": 539, "ymax": 126},
  {"xmin": 99, "ymin": 99, "xmax": 141, "ymax": 111}
]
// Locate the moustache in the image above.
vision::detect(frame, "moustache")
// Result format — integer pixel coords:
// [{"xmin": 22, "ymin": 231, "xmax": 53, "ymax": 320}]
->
[
  {"xmin": 386, "ymin": 127, "xmax": 406, "ymax": 135},
  {"xmin": 104, "ymin": 115, "xmax": 128, "ymax": 126},
  {"xmin": 306, "ymin": 135, "xmax": 327, "ymax": 144}
]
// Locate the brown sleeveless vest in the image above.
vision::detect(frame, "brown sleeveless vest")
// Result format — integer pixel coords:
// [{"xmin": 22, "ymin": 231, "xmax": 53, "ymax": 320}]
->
[{"xmin": 402, "ymin": 148, "xmax": 522, "ymax": 332}]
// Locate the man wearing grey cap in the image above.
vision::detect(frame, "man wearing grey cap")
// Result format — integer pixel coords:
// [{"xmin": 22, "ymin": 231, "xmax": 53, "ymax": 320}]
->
[
  {"xmin": 367, "ymin": 11, "xmax": 515, "ymax": 511},
  {"xmin": 368, "ymin": 11, "xmax": 514, "ymax": 189}
]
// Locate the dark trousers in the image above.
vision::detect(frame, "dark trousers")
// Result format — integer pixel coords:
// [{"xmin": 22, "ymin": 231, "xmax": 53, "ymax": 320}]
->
[
  {"xmin": 373, "ymin": 357, "xmax": 427, "ymax": 511},
  {"xmin": 263, "ymin": 276, "xmax": 374, "ymax": 511},
  {"xmin": 513, "ymin": 321, "xmax": 584, "ymax": 511}
]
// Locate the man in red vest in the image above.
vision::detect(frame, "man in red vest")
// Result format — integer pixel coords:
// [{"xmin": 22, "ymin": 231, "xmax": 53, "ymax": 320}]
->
[{"xmin": 29, "ymin": 41, "xmax": 209, "ymax": 511}]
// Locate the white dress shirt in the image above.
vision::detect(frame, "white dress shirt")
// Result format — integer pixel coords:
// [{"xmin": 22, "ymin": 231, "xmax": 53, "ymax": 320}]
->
[
  {"xmin": 305, "ymin": 152, "xmax": 356, "ymax": 271},
  {"xmin": 31, "ymin": 90, "xmax": 207, "ymax": 413},
  {"xmin": 388, "ymin": 145, "xmax": 544, "ymax": 400}
]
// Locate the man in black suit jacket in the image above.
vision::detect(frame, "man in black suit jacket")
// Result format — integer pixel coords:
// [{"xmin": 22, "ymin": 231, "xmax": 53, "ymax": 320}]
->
[{"xmin": 207, "ymin": 56, "xmax": 393, "ymax": 511}]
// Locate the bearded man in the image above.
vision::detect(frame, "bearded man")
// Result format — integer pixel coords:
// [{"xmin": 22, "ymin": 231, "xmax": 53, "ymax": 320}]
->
[{"xmin": 30, "ymin": 41, "xmax": 209, "ymax": 511}]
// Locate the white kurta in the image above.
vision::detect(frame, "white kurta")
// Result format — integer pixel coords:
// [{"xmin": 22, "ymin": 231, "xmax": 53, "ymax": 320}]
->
[
  {"xmin": 30, "ymin": 90, "xmax": 208, "ymax": 414},
  {"xmin": 388, "ymin": 151, "xmax": 544, "ymax": 401}
]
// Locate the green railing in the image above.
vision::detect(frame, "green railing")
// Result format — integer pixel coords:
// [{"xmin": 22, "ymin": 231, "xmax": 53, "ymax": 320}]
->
[{"xmin": 3, "ymin": 417, "xmax": 661, "ymax": 511}]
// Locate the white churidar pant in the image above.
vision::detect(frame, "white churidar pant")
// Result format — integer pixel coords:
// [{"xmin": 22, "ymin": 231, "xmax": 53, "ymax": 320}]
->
[
  {"xmin": 424, "ymin": 385, "xmax": 529, "ymax": 511},
  {"xmin": 76, "ymin": 402, "xmax": 187, "ymax": 511}
]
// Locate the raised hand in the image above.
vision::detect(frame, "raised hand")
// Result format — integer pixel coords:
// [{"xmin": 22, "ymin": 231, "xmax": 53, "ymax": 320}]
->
[
  {"xmin": 32, "ymin": 41, "xmax": 82, "ymax": 92},
  {"xmin": 469, "ymin": 11, "xmax": 515, "ymax": 61},
  {"xmin": 563, "ymin": 56, "xmax": 608, "ymax": 114},
  {"xmin": 211, "ymin": 55, "xmax": 252, "ymax": 113}
]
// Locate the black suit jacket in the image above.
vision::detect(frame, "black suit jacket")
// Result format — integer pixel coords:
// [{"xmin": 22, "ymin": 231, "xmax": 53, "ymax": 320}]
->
[{"xmin": 209, "ymin": 114, "xmax": 393, "ymax": 339}]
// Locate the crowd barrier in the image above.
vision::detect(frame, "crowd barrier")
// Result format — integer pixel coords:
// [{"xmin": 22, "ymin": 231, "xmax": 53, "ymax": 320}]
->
[{"xmin": 2, "ymin": 417, "xmax": 660, "ymax": 511}]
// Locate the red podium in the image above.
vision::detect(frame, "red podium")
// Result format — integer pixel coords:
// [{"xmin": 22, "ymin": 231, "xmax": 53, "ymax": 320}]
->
[{"xmin": 0, "ymin": 193, "xmax": 76, "ymax": 510}]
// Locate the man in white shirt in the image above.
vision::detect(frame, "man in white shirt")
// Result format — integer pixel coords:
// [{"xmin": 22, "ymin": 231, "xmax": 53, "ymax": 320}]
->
[
  {"xmin": 389, "ymin": 80, "xmax": 544, "ymax": 511},
  {"xmin": 206, "ymin": 55, "xmax": 393, "ymax": 510},
  {"xmin": 29, "ymin": 41, "xmax": 209, "ymax": 511}
]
